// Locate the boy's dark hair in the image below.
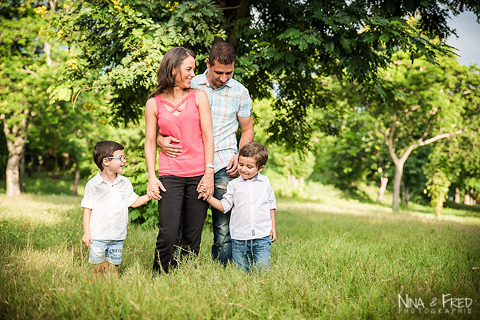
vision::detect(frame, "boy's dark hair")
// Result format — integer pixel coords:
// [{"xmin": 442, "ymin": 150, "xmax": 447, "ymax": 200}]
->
[
  {"xmin": 209, "ymin": 41, "xmax": 235, "ymax": 66},
  {"xmin": 93, "ymin": 140, "xmax": 124, "ymax": 170},
  {"xmin": 238, "ymin": 142, "xmax": 268, "ymax": 169}
]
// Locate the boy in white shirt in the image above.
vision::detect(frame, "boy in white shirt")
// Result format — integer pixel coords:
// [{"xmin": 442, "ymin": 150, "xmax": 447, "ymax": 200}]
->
[
  {"xmin": 81, "ymin": 140, "xmax": 151, "ymax": 277},
  {"xmin": 202, "ymin": 142, "xmax": 277, "ymax": 272}
]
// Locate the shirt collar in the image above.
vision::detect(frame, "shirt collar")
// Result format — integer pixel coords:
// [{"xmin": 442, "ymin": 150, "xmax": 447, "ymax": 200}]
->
[
  {"xmin": 199, "ymin": 70, "xmax": 233, "ymax": 89},
  {"xmin": 239, "ymin": 172, "xmax": 265, "ymax": 182},
  {"xmin": 91, "ymin": 171, "xmax": 123, "ymax": 187}
]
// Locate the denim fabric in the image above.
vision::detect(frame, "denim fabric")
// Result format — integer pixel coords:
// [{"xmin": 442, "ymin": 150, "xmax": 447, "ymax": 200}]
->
[
  {"xmin": 89, "ymin": 240, "xmax": 124, "ymax": 265},
  {"xmin": 211, "ymin": 168, "xmax": 235, "ymax": 265},
  {"xmin": 231, "ymin": 236, "xmax": 271, "ymax": 272}
]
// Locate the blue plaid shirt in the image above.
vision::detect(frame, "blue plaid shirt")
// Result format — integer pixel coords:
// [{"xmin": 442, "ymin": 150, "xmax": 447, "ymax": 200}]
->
[{"xmin": 191, "ymin": 70, "xmax": 252, "ymax": 172}]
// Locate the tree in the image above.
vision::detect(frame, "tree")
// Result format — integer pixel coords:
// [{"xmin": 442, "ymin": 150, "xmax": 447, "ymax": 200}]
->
[
  {"xmin": 426, "ymin": 65, "xmax": 480, "ymax": 212},
  {"xmin": 0, "ymin": 1, "xmax": 108, "ymax": 196},
  {"xmin": 0, "ymin": 1, "xmax": 57, "ymax": 196},
  {"xmin": 338, "ymin": 53, "xmax": 479, "ymax": 211},
  {"xmin": 52, "ymin": 0, "xmax": 224, "ymax": 123},
  {"xmin": 310, "ymin": 101, "xmax": 393, "ymax": 197},
  {"xmin": 54, "ymin": 0, "xmax": 480, "ymax": 149}
]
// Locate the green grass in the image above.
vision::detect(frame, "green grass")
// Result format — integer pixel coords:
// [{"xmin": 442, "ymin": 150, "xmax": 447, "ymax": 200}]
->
[{"xmin": 1, "ymin": 180, "xmax": 480, "ymax": 319}]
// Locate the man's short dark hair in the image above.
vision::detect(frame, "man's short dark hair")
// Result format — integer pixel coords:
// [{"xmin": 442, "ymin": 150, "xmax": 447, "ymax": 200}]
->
[
  {"xmin": 93, "ymin": 140, "xmax": 124, "ymax": 170},
  {"xmin": 209, "ymin": 41, "xmax": 235, "ymax": 66},
  {"xmin": 238, "ymin": 142, "xmax": 268, "ymax": 169}
]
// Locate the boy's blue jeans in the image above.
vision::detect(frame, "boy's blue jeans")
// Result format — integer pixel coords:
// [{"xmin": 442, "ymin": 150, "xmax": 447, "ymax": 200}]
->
[
  {"xmin": 211, "ymin": 168, "xmax": 234, "ymax": 265},
  {"xmin": 231, "ymin": 236, "xmax": 271, "ymax": 272}
]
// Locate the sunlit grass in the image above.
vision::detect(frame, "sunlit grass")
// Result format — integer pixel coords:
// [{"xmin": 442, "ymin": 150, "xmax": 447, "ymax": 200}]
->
[{"xmin": 1, "ymin": 179, "xmax": 480, "ymax": 319}]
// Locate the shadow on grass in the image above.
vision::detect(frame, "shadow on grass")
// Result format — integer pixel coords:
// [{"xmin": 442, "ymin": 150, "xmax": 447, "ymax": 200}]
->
[
  {"xmin": 404, "ymin": 200, "xmax": 480, "ymax": 219},
  {"xmin": 0, "ymin": 213, "xmax": 80, "ymax": 252},
  {"xmin": 445, "ymin": 200, "xmax": 480, "ymax": 212},
  {"xmin": 0, "ymin": 173, "xmax": 87, "ymax": 196}
]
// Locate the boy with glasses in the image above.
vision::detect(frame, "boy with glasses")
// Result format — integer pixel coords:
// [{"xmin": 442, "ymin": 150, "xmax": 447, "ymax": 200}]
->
[{"xmin": 81, "ymin": 140, "xmax": 151, "ymax": 277}]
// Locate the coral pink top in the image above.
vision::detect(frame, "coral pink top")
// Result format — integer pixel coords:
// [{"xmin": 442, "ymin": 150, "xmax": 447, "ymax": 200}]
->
[{"xmin": 155, "ymin": 89, "xmax": 205, "ymax": 177}]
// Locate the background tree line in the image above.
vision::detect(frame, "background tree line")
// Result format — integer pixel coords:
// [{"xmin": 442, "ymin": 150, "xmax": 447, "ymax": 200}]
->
[{"xmin": 1, "ymin": 0, "xmax": 480, "ymax": 222}]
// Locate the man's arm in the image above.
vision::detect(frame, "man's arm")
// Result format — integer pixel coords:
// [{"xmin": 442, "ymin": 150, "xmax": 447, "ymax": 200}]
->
[
  {"xmin": 157, "ymin": 134, "xmax": 182, "ymax": 158},
  {"xmin": 226, "ymin": 115, "xmax": 254, "ymax": 176}
]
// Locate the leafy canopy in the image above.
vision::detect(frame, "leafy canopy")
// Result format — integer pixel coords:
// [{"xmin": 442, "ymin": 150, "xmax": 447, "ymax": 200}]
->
[{"xmin": 54, "ymin": 0, "xmax": 480, "ymax": 149}]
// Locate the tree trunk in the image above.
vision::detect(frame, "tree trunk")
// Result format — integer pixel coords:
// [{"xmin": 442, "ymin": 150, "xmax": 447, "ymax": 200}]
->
[
  {"xmin": 20, "ymin": 143, "xmax": 26, "ymax": 192},
  {"xmin": 73, "ymin": 161, "xmax": 80, "ymax": 196},
  {"xmin": 435, "ymin": 191, "xmax": 446, "ymax": 216},
  {"xmin": 401, "ymin": 180, "xmax": 409, "ymax": 208},
  {"xmin": 464, "ymin": 190, "xmax": 471, "ymax": 205},
  {"xmin": 455, "ymin": 187, "xmax": 461, "ymax": 204},
  {"xmin": 392, "ymin": 162, "xmax": 405, "ymax": 212},
  {"xmin": 377, "ymin": 176, "xmax": 388, "ymax": 203},
  {"xmin": 5, "ymin": 153, "xmax": 22, "ymax": 196},
  {"xmin": 1, "ymin": 112, "xmax": 29, "ymax": 197},
  {"xmin": 379, "ymin": 111, "xmax": 462, "ymax": 213}
]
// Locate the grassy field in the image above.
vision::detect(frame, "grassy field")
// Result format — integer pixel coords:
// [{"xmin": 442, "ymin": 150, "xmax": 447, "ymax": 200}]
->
[{"xmin": 1, "ymin": 179, "xmax": 479, "ymax": 319}]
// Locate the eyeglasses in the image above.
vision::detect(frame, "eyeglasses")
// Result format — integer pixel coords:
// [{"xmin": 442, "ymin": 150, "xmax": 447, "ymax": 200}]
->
[{"xmin": 105, "ymin": 156, "xmax": 127, "ymax": 162}]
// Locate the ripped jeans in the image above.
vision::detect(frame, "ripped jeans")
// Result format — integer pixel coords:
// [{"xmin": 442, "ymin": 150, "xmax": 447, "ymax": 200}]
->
[{"xmin": 211, "ymin": 168, "xmax": 235, "ymax": 265}]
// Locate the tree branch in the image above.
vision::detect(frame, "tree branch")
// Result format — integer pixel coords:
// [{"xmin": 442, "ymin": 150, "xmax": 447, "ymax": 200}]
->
[
  {"xmin": 418, "ymin": 130, "xmax": 463, "ymax": 147},
  {"xmin": 221, "ymin": 5, "xmax": 242, "ymax": 10},
  {"xmin": 378, "ymin": 112, "xmax": 399, "ymax": 166},
  {"xmin": 399, "ymin": 130, "xmax": 463, "ymax": 163}
]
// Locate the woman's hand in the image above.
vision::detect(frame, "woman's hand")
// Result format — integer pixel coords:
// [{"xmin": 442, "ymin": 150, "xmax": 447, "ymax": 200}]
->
[
  {"xmin": 148, "ymin": 177, "xmax": 166, "ymax": 200},
  {"xmin": 197, "ymin": 169, "xmax": 214, "ymax": 200}
]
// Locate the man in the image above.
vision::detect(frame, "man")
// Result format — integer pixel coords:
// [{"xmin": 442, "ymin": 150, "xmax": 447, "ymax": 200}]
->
[{"xmin": 157, "ymin": 42, "xmax": 254, "ymax": 265}]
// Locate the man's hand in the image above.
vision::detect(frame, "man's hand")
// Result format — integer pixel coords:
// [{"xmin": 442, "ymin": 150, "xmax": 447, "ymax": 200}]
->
[
  {"xmin": 226, "ymin": 154, "xmax": 239, "ymax": 177},
  {"xmin": 157, "ymin": 135, "xmax": 182, "ymax": 158}
]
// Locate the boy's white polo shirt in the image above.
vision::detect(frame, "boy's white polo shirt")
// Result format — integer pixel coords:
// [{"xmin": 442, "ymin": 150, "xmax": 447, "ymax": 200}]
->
[
  {"xmin": 81, "ymin": 172, "xmax": 138, "ymax": 240},
  {"xmin": 220, "ymin": 172, "xmax": 277, "ymax": 240}
]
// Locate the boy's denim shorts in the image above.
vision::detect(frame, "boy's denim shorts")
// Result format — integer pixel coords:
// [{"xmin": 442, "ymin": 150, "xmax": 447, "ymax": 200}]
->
[{"xmin": 89, "ymin": 240, "xmax": 124, "ymax": 265}]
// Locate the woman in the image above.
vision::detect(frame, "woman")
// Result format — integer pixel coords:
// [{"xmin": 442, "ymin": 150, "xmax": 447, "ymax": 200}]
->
[{"xmin": 145, "ymin": 47, "xmax": 214, "ymax": 273}]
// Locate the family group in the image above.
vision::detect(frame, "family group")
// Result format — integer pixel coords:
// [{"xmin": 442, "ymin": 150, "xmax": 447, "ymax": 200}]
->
[{"xmin": 80, "ymin": 42, "xmax": 277, "ymax": 277}]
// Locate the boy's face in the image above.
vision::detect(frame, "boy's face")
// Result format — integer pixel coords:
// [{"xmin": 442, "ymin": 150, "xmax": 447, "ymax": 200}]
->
[
  {"xmin": 103, "ymin": 149, "xmax": 126, "ymax": 174},
  {"xmin": 238, "ymin": 156, "xmax": 264, "ymax": 180}
]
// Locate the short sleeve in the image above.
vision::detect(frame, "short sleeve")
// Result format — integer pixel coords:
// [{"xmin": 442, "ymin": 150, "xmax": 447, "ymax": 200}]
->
[
  {"xmin": 81, "ymin": 180, "xmax": 94, "ymax": 209},
  {"xmin": 220, "ymin": 181, "xmax": 235, "ymax": 213},
  {"xmin": 237, "ymin": 88, "xmax": 252, "ymax": 118},
  {"xmin": 125, "ymin": 179, "xmax": 139, "ymax": 207},
  {"xmin": 267, "ymin": 182, "xmax": 277, "ymax": 211}
]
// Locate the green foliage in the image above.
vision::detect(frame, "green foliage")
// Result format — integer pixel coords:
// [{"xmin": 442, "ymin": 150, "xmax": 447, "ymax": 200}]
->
[
  {"xmin": 232, "ymin": 0, "xmax": 478, "ymax": 148},
  {"xmin": 53, "ymin": 0, "xmax": 224, "ymax": 125},
  {"xmin": 425, "ymin": 170, "xmax": 451, "ymax": 215},
  {"xmin": 321, "ymin": 52, "xmax": 480, "ymax": 210},
  {"xmin": 0, "ymin": 1, "xmax": 117, "ymax": 194},
  {"xmin": 52, "ymin": 0, "xmax": 480, "ymax": 149},
  {"xmin": 124, "ymin": 153, "xmax": 158, "ymax": 227},
  {"xmin": 0, "ymin": 5, "xmax": 51, "ymax": 119},
  {"xmin": 252, "ymin": 99, "xmax": 316, "ymax": 180}
]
